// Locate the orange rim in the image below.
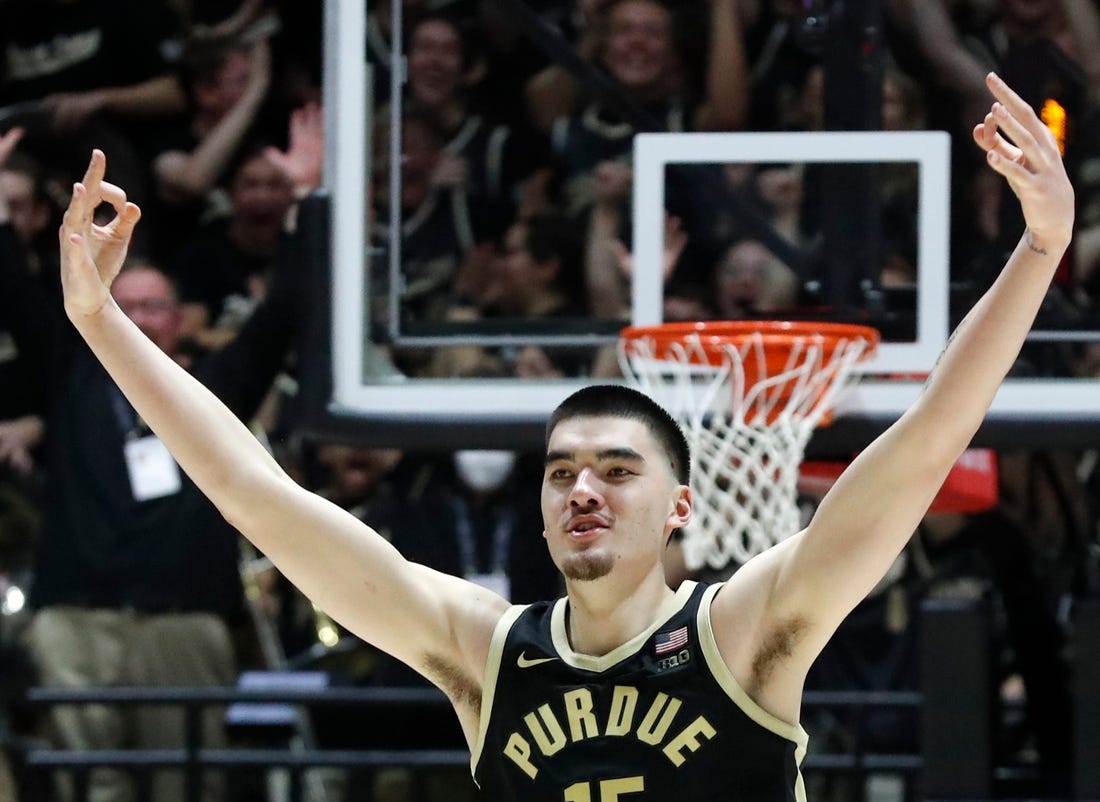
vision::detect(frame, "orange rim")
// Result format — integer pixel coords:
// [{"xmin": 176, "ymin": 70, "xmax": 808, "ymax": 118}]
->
[{"xmin": 620, "ymin": 320, "xmax": 880, "ymax": 372}]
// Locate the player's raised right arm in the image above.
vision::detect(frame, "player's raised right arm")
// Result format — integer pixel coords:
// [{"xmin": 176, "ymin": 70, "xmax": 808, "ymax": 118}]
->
[{"xmin": 60, "ymin": 151, "xmax": 507, "ymax": 691}]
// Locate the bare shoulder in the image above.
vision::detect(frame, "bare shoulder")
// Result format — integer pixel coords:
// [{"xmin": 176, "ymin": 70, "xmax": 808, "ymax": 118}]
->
[
  {"xmin": 408, "ymin": 564, "xmax": 513, "ymax": 709},
  {"xmin": 707, "ymin": 535, "xmax": 816, "ymax": 710}
]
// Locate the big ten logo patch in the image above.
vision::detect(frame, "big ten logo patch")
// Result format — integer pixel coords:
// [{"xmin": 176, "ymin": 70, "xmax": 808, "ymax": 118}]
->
[{"xmin": 656, "ymin": 648, "xmax": 692, "ymax": 674}]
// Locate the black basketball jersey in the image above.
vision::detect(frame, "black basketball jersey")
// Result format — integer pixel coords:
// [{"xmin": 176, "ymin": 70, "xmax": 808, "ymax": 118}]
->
[{"xmin": 471, "ymin": 581, "xmax": 809, "ymax": 801}]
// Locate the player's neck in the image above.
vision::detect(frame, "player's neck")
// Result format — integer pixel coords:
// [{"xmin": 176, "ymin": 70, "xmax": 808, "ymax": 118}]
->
[{"xmin": 563, "ymin": 567, "xmax": 673, "ymax": 657}]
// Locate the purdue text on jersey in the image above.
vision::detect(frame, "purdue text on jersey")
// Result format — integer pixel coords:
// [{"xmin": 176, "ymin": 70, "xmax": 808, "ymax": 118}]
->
[{"xmin": 471, "ymin": 581, "xmax": 810, "ymax": 801}]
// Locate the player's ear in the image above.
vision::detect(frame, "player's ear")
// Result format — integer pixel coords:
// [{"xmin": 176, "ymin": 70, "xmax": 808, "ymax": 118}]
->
[{"xmin": 668, "ymin": 485, "xmax": 692, "ymax": 530}]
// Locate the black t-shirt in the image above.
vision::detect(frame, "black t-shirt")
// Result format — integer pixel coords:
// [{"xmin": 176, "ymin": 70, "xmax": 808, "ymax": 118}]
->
[
  {"xmin": 172, "ymin": 217, "xmax": 273, "ymax": 326},
  {"xmin": 32, "ymin": 355, "xmax": 245, "ymax": 615},
  {"xmin": 474, "ymin": 581, "xmax": 808, "ymax": 800},
  {"xmin": 0, "ymin": 228, "xmax": 47, "ymax": 419},
  {"xmin": 0, "ymin": 220, "xmax": 304, "ymax": 616},
  {"xmin": 0, "ymin": 0, "xmax": 177, "ymax": 103}
]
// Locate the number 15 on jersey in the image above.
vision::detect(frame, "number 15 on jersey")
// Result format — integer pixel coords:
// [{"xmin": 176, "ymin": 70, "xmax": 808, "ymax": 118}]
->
[{"xmin": 564, "ymin": 776, "xmax": 645, "ymax": 801}]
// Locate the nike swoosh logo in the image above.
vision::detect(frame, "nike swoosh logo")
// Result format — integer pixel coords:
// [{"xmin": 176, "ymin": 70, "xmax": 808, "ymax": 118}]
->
[{"xmin": 517, "ymin": 651, "xmax": 557, "ymax": 668}]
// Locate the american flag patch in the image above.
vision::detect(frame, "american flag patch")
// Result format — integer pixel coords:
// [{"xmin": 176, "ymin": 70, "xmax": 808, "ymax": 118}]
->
[{"xmin": 654, "ymin": 625, "xmax": 689, "ymax": 655}]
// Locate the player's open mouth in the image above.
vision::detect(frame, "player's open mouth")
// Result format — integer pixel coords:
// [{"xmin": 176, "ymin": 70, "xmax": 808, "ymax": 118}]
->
[{"xmin": 567, "ymin": 517, "xmax": 610, "ymax": 539}]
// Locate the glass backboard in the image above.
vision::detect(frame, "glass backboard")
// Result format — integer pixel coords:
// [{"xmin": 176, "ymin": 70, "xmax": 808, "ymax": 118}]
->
[{"xmin": 308, "ymin": 0, "xmax": 1100, "ymax": 452}]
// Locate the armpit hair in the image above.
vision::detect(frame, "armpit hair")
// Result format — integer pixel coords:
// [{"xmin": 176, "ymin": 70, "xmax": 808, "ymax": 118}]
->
[
  {"xmin": 422, "ymin": 652, "xmax": 482, "ymax": 711},
  {"xmin": 747, "ymin": 616, "xmax": 809, "ymax": 697}
]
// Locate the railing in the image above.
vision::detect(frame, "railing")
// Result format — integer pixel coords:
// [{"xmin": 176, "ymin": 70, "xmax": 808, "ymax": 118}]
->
[{"xmin": 14, "ymin": 599, "xmax": 1100, "ymax": 802}]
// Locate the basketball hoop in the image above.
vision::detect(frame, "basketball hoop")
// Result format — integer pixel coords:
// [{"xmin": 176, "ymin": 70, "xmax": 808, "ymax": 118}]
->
[{"xmin": 619, "ymin": 321, "xmax": 879, "ymax": 570}]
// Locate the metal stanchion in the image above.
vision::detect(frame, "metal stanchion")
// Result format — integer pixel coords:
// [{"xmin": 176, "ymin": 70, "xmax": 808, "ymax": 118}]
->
[
  {"xmin": 1074, "ymin": 598, "xmax": 1100, "ymax": 800},
  {"xmin": 920, "ymin": 598, "xmax": 991, "ymax": 800}
]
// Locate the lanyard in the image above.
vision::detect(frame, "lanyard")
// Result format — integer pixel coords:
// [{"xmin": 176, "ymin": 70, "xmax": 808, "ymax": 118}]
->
[
  {"xmin": 108, "ymin": 384, "xmax": 144, "ymax": 441},
  {"xmin": 450, "ymin": 494, "xmax": 513, "ymax": 577}
]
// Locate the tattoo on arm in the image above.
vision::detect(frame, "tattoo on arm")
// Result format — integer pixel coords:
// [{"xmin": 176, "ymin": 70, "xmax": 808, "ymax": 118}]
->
[
  {"xmin": 923, "ymin": 328, "xmax": 960, "ymax": 391},
  {"xmin": 1025, "ymin": 230, "xmax": 1048, "ymax": 256}
]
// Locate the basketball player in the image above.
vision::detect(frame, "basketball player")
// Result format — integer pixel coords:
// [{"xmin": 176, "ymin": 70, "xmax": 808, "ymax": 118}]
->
[{"xmin": 56, "ymin": 72, "xmax": 1072, "ymax": 799}]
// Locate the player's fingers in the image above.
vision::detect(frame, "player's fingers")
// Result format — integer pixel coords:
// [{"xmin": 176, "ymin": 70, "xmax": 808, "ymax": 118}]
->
[
  {"xmin": 59, "ymin": 228, "xmax": 85, "ymax": 276},
  {"xmin": 80, "ymin": 149, "xmax": 106, "ymax": 192},
  {"xmin": 93, "ymin": 199, "xmax": 141, "ymax": 234},
  {"xmin": 973, "ymin": 120, "xmax": 993, "ymax": 154},
  {"xmin": 62, "ymin": 181, "xmax": 93, "ymax": 233},
  {"xmin": 991, "ymin": 102, "xmax": 1044, "ymax": 166},
  {"xmin": 988, "ymin": 130, "xmax": 1024, "ymax": 163},
  {"xmin": 114, "ymin": 201, "xmax": 142, "ymax": 238},
  {"xmin": 985, "ymin": 148, "xmax": 1031, "ymax": 187},
  {"xmin": 98, "ymin": 180, "xmax": 128, "ymax": 214},
  {"xmin": 972, "ymin": 119, "xmax": 1023, "ymax": 164},
  {"xmin": 985, "ymin": 73, "xmax": 1052, "ymax": 151}
]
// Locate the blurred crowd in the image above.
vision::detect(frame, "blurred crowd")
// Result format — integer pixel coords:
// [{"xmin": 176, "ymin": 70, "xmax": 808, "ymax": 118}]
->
[{"xmin": 1, "ymin": 0, "xmax": 1099, "ymax": 800}]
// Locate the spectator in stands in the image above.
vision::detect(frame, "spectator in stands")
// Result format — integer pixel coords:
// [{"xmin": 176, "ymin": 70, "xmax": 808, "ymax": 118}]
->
[
  {"xmin": 148, "ymin": 32, "xmax": 274, "ymax": 259},
  {"xmin": 740, "ymin": 0, "xmax": 821, "ymax": 132},
  {"xmin": 170, "ymin": 0, "xmax": 265, "ymax": 35},
  {"xmin": 483, "ymin": 211, "xmax": 584, "ymax": 320},
  {"xmin": 584, "ymin": 159, "xmax": 691, "ymax": 323},
  {"xmin": 372, "ymin": 110, "xmax": 478, "ymax": 323},
  {"xmin": 9, "ymin": 129, "xmax": 317, "ymax": 802},
  {"xmin": 712, "ymin": 238, "xmax": 799, "ymax": 319},
  {"xmin": 0, "ymin": 127, "xmax": 47, "ymax": 551},
  {"xmin": 0, "ymin": 134, "xmax": 46, "ymax": 758},
  {"xmin": 897, "ymin": 0, "xmax": 1098, "ymax": 108},
  {"xmin": 366, "ymin": 0, "xmax": 431, "ymax": 107},
  {"xmin": 170, "ymin": 134, "xmax": 300, "ymax": 351},
  {"xmin": 157, "ymin": 35, "xmax": 273, "ymax": 203},
  {"xmin": 0, "ymin": 148, "xmax": 57, "ymax": 277},
  {"xmin": 754, "ymin": 162, "xmax": 807, "ymax": 247},
  {"xmin": 542, "ymin": 0, "xmax": 749, "ymax": 215},
  {"xmin": 264, "ymin": 443, "xmax": 408, "ymax": 669},
  {"xmin": 0, "ymin": 0, "xmax": 187, "ymax": 210},
  {"xmin": 402, "ymin": 13, "xmax": 543, "ymax": 237},
  {"xmin": 470, "ymin": 0, "xmax": 554, "ymax": 132},
  {"xmin": 368, "ymin": 449, "xmax": 561, "ymax": 802},
  {"xmin": 489, "ymin": 210, "xmax": 592, "ymax": 376}
]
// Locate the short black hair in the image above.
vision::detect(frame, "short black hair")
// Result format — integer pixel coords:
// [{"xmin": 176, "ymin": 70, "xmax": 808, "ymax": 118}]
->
[
  {"xmin": 546, "ymin": 385, "xmax": 690, "ymax": 485},
  {"xmin": 408, "ymin": 11, "xmax": 473, "ymax": 70},
  {"xmin": 178, "ymin": 35, "xmax": 249, "ymax": 95}
]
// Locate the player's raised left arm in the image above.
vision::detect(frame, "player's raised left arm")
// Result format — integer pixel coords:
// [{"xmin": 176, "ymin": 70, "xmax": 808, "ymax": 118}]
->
[{"xmin": 714, "ymin": 72, "xmax": 1074, "ymax": 674}]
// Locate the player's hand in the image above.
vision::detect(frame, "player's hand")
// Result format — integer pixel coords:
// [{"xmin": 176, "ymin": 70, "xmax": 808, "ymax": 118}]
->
[
  {"xmin": 972, "ymin": 72, "xmax": 1074, "ymax": 250},
  {"xmin": 59, "ymin": 150, "xmax": 142, "ymax": 318}
]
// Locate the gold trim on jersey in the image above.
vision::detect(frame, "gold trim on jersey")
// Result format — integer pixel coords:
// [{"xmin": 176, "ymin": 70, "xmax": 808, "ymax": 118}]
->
[
  {"xmin": 549, "ymin": 581, "xmax": 699, "ymax": 673},
  {"xmin": 697, "ymin": 582, "xmax": 810, "ymax": 802},
  {"xmin": 471, "ymin": 603, "xmax": 529, "ymax": 784}
]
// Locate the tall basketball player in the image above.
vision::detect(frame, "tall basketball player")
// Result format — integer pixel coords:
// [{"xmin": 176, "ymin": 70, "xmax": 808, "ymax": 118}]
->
[{"xmin": 56, "ymin": 72, "xmax": 1072, "ymax": 800}]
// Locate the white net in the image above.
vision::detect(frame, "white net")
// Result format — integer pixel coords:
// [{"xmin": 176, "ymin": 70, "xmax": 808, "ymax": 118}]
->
[{"xmin": 619, "ymin": 326, "xmax": 876, "ymax": 570}]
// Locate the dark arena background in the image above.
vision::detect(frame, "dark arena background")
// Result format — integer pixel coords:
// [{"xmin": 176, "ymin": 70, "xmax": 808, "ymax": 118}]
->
[{"xmin": 1, "ymin": 0, "xmax": 1100, "ymax": 800}]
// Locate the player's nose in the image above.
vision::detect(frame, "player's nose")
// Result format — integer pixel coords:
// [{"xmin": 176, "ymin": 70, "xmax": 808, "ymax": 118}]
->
[{"xmin": 568, "ymin": 467, "xmax": 603, "ymax": 508}]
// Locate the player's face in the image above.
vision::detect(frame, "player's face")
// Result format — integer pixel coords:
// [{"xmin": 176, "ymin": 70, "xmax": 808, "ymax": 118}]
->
[{"xmin": 542, "ymin": 415, "xmax": 690, "ymax": 582}]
